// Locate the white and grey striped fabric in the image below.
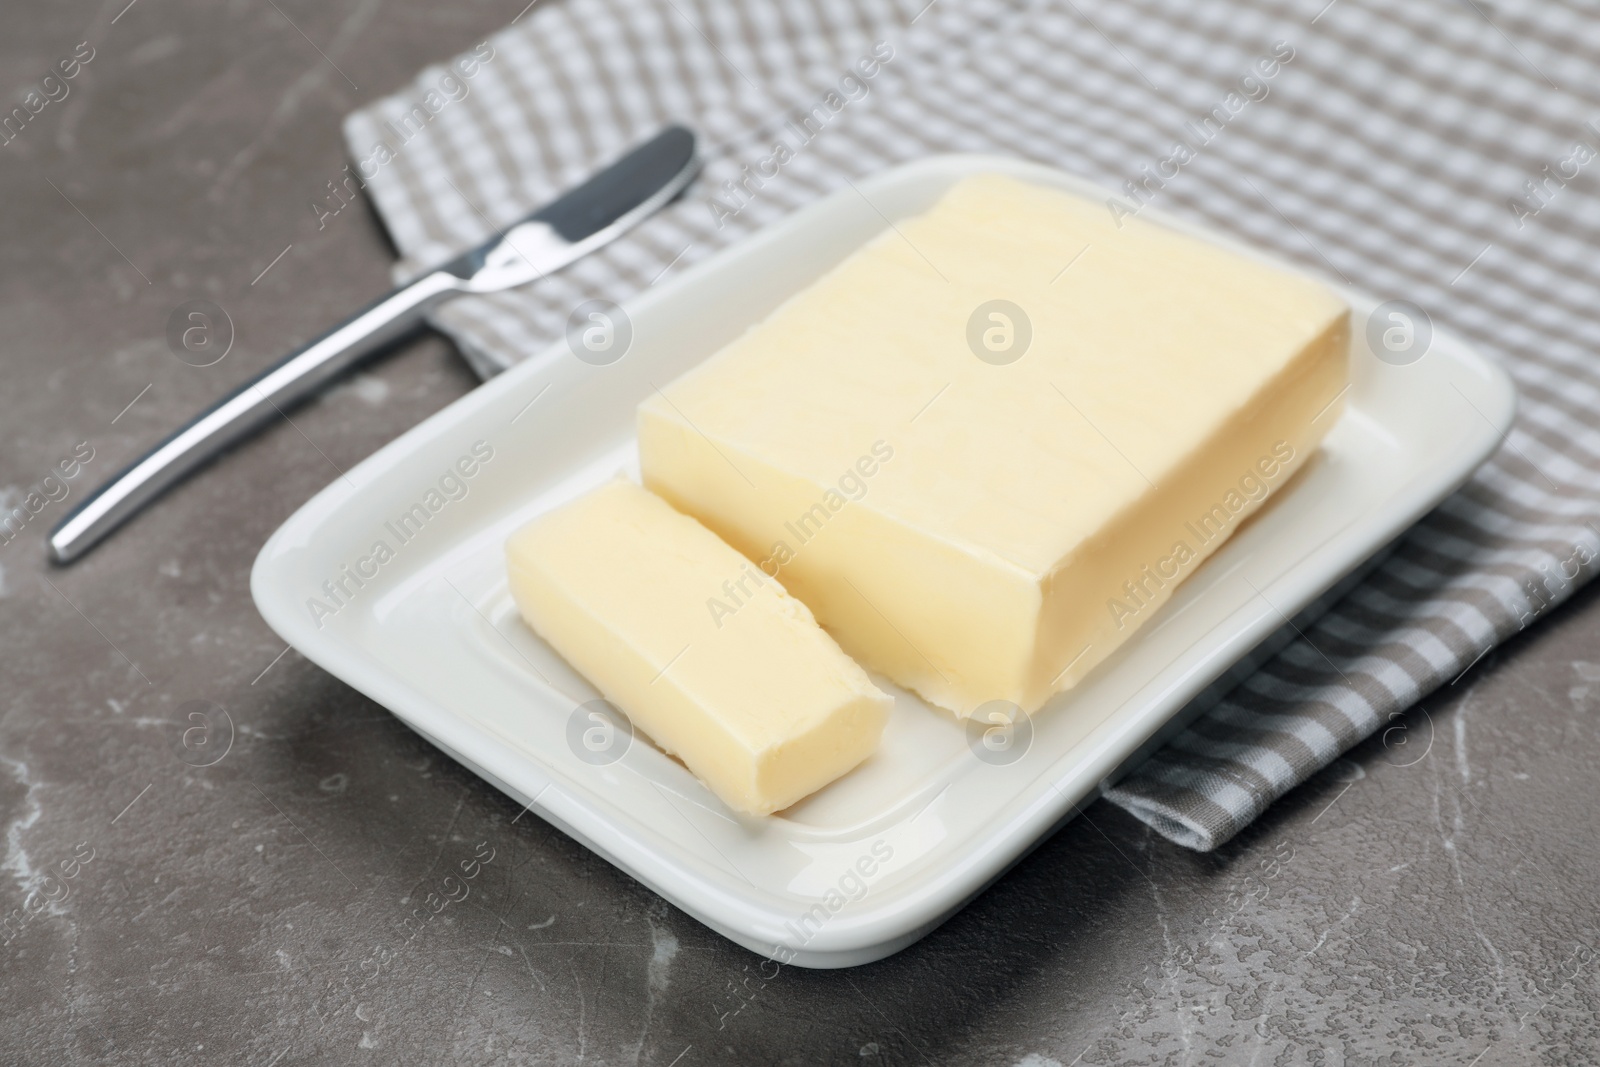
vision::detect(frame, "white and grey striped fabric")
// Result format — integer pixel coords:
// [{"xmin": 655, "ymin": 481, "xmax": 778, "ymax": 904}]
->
[{"xmin": 343, "ymin": 0, "xmax": 1600, "ymax": 850}]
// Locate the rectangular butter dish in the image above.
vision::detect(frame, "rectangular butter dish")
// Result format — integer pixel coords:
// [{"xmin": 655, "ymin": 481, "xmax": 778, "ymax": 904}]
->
[{"xmin": 251, "ymin": 155, "xmax": 1514, "ymax": 967}]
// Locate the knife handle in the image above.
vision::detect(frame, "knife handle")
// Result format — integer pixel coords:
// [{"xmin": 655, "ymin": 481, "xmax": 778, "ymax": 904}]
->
[{"xmin": 49, "ymin": 269, "xmax": 464, "ymax": 564}]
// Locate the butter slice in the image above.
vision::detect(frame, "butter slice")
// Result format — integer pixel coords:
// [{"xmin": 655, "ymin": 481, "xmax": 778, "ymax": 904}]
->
[
  {"xmin": 639, "ymin": 173, "xmax": 1349, "ymax": 716},
  {"xmin": 506, "ymin": 479, "xmax": 892, "ymax": 815}
]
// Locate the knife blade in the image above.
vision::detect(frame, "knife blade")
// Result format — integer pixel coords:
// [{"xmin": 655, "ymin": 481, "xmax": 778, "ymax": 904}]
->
[{"xmin": 49, "ymin": 125, "xmax": 699, "ymax": 565}]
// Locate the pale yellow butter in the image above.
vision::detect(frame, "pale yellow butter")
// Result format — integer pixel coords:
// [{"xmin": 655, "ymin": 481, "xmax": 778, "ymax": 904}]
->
[
  {"xmin": 639, "ymin": 173, "xmax": 1349, "ymax": 716},
  {"xmin": 506, "ymin": 479, "xmax": 892, "ymax": 815}
]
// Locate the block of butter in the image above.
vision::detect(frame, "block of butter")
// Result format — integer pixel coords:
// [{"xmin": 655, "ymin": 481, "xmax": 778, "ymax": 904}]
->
[
  {"xmin": 639, "ymin": 173, "xmax": 1349, "ymax": 717},
  {"xmin": 506, "ymin": 479, "xmax": 892, "ymax": 815}
]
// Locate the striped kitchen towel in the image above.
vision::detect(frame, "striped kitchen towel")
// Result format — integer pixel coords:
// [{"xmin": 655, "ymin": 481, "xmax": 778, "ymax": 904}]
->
[{"xmin": 343, "ymin": 0, "xmax": 1600, "ymax": 850}]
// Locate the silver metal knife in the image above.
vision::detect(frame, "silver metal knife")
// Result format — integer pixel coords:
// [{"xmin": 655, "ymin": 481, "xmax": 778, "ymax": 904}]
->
[{"xmin": 50, "ymin": 125, "xmax": 699, "ymax": 564}]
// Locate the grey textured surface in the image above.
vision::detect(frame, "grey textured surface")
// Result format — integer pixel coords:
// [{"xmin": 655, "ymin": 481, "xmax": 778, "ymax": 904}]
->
[{"xmin": 1, "ymin": 2, "xmax": 1597, "ymax": 1065}]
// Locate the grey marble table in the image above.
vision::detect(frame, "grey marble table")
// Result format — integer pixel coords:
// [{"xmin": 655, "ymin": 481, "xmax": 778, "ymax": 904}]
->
[{"xmin": 3, "ymin": 2, "xmax": 1597, "ymax": 1064}]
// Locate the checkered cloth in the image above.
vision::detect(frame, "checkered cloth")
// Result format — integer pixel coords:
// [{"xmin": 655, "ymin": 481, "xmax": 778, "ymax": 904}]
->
[{"xmin": 344, "ymin": 0, "xmax": 1600, "ymax": 850}]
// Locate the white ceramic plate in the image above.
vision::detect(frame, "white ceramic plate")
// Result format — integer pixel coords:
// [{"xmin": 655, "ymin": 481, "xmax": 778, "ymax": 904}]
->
[{"xmin": 252, "ymin": 155, "xmax": 1515, "ymax": 968}]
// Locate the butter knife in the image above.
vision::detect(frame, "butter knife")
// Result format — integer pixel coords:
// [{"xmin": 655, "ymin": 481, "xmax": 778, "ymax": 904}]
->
[{"xmin": 50, "ymin": 125, "xmax": 699, "ymax": 564}]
